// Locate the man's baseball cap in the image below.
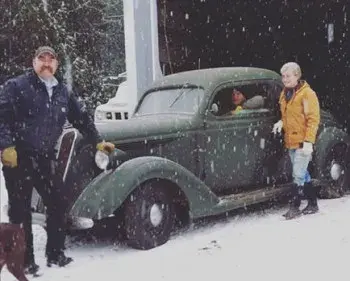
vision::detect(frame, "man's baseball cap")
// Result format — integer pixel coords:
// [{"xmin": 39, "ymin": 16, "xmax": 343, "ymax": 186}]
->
[{"xmin": 34, "ymin": 46, "xmax": 57, "ymax": 59}]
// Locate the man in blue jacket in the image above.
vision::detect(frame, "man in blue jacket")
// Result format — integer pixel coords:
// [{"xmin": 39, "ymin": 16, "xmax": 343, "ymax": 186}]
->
[{"xmin": 0, "ymin": 46, "xmax": 115, "ymax": 275}]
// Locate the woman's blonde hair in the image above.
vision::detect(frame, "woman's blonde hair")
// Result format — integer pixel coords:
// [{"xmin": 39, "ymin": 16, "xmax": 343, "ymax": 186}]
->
[{"xmin": 280, "ymin": 62, "xmax": 302, "ymax": 79}]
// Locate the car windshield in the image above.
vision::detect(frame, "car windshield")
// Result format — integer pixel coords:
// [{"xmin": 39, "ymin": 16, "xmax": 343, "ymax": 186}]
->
[{"xmin": 135, "ymin": 87, "xmax": 205, "ymax": 115}]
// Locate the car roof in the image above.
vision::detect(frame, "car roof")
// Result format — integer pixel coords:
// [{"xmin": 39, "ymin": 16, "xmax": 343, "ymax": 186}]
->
[{"xmin": 148, "ymin": 67, "xmax": 281, "ymax": 92}]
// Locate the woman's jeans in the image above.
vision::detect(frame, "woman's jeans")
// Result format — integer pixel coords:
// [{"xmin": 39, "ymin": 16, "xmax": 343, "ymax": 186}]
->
[{"xmin": 288, "ymin": 149, "xmax": 312, "ymax": 186}]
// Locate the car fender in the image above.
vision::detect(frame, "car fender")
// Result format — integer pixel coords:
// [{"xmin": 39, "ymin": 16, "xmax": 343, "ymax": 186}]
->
[
  {"xmin": 69, "ymin": 156, "xmax": 220, "ymax": 220},
  {"xmin": 313, "ymin": 127, "xmax": 350, "ymax": 178}
]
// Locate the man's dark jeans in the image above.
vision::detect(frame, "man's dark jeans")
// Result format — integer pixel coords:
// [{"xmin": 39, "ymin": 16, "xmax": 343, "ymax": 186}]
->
[{"xmin": 3, "ymin": 152, "xmax": 69, "ymax": 264}]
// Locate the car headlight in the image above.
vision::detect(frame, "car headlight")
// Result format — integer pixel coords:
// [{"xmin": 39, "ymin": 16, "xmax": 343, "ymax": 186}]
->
[
  {"xmin": 95, "ymin": 110, "xmax": 104, "ymax": 121},
  {"xmin": 95, "ymin": 150, "xmax": 110, "ymax": 170}
]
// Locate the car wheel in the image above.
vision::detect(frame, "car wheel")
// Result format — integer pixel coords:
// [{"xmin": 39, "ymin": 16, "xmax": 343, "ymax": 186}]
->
[
  {"xmin": 124, "ymin": 181, "xmax": 175, "ymax": 250},
  {"xmin": 318, "ymin": 145, "xmax": 348, "ymax": 199}
]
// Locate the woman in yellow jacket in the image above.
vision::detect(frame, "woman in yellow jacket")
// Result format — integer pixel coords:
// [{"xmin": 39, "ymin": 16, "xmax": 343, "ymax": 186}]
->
[{"xmin": 272, "ymin": 62, "xmax": 320, "ymax": 220}]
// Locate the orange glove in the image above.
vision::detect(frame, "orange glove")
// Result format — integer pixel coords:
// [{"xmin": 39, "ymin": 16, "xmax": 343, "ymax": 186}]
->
[
  {"xmin": 1, "ymin": 146, "xmax": 17, "ymax": 168},
  {"xmin": 96, "ymin": 141, "xmax": 115, "ymax": 154}
]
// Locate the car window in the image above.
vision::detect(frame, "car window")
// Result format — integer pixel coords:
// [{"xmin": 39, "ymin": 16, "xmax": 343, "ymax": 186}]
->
[
  {"xmin": 266, "ymin": 80, "xmax": 283, "ymax": 115},
  {"xmin": 209, "ymin": 80, "xmax": 278, "ymax": 118},
  {"xmin": 135, "ymin": 87, "xmax": 205, "ymax": 116}
]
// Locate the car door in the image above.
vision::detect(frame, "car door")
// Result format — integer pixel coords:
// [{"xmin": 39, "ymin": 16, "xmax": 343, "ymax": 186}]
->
[
  {"xmin": 203, "ymin": 107, "xmax": 249, "ymax": 194},
  {"xmin": 239, "ymin": 79, "xmax": 287, "ymax": 187},
  {"xmin": 262, "ymin": 79, "xmax": 290, "ymax": 185},
  {"xmin": 202, "ymin": 80, "xmax": 284, "ymax": 194},
  {"xmin": 201, "ymin": 82, "xmax": 255, "ymax": 194}
]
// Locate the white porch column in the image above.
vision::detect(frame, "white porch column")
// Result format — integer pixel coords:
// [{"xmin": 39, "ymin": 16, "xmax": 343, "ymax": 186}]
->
[{"xmin": 123, "ymin": 0, "xmax": 163, "ymax": 111}]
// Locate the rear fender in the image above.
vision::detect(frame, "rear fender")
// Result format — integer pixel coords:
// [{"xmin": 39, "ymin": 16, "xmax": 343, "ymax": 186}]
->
[
  {"xmin": 69, "ymin": 156, "xmax": 220, "ymax": 220},
  {"xmin": 313, "ymin": 127, "xmax": 350, "ymax": 178}
]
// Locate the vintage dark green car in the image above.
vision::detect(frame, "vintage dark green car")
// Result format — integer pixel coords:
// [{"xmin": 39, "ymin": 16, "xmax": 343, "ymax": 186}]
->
[{"xmin": 31, "ymin": 67, "xmax": 350, "ymax": 250}]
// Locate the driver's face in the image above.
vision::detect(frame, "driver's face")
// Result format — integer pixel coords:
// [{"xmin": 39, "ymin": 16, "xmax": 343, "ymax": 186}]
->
[{"xmin": 232, "ymin": 89, "xmax": 245, "ymax": 105}]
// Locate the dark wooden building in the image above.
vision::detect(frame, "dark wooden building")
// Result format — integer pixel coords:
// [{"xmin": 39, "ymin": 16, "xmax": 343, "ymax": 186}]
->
[{"xmin": 157, "ymin": 0, "xmax": 350, "ymax": 129}]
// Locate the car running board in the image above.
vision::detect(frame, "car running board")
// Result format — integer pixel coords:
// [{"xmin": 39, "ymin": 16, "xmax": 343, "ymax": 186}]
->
[
  {"xmin": 215, "ymin": 184, "xmax": 293, "ymax": 212},
  {"xmin": 217, "ymin": 178, "xmax": 324, "ymax": 211}
]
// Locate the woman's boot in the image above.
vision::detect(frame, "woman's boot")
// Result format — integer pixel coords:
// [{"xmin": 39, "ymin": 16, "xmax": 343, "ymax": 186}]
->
[
  {"xmin": 302, "ymin": 182, "xmax": 319, "ymax": 215},
  {"xmin": 283, "ymin": 184, "xmax": 302, "ymax": 220}
]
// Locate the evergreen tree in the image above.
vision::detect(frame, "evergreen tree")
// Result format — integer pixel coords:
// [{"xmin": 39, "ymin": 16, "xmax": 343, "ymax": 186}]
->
[{"xmin": 0, "ymin": 0, "xmax": 125, "ymax": 110}]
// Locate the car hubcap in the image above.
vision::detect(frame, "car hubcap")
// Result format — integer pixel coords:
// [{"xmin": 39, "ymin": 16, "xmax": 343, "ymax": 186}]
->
[
  {"xmin": 150, "ymin": 204, "xmax": 163, "ymax": 227},
  {"xmin": 330, "ymin": 162, "xmax": 343, "ymax": 181}
]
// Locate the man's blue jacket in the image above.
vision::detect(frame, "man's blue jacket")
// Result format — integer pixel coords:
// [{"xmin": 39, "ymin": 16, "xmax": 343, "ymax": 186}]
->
[{"xmin": 0, "ymin": 69, "xmax": 102, "ymax": 155}]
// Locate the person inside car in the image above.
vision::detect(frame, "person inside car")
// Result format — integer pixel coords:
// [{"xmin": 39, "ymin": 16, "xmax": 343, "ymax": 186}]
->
[{"xmin": 228, "ymin": 89, "xmax": 265, "ymax": 115}]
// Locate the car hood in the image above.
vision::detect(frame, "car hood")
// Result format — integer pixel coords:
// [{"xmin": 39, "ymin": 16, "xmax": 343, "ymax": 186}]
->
[
  {"xmin": 95, "ymin": 103, "xmax": 130, "ymax": 112},
  {"xmin": 96, "ymin": 114, "xmax": 198, "ymax": 143}
]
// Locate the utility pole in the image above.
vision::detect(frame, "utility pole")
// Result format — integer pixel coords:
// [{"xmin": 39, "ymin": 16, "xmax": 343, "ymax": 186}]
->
[{"xmin": 122, "ymin": 0, "xmax": 163, "ymax": 112}]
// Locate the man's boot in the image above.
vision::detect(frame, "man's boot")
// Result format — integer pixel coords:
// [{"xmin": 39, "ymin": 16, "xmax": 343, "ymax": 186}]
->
[
  {"xmin": 302, "ymin": 182, "xmax": 319, "ymax": 215},
  {"xmin": 47, "ymin": 251, "xmax": 73, "ymax": 267},
  {"xmin": 46, "ymin": 244, "xmax": 73, "ymax": 268},
  {"xmin": 24, "ymin": 260, "xmax": 41, "ymax": 276},
  {"xmin": 283, "ymin": 184, "xmax": 302, "ymax": 220}
]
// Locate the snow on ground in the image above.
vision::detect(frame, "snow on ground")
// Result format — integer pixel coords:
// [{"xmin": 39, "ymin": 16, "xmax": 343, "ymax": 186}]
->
[{"xmin": 2, "ymin": 163, "xmax": 350, "ymax": 281}]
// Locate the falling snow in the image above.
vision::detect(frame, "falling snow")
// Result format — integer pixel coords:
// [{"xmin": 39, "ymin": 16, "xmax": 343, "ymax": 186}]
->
[{"xmin": 1, "ymin": 1, "xmax": 350, "ymax": 280}]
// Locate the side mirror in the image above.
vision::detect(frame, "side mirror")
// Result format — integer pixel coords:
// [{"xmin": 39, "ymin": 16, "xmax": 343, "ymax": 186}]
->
[{"xmin": 210, "ymin": 103, "xmax": 219, "ymax": 115}]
